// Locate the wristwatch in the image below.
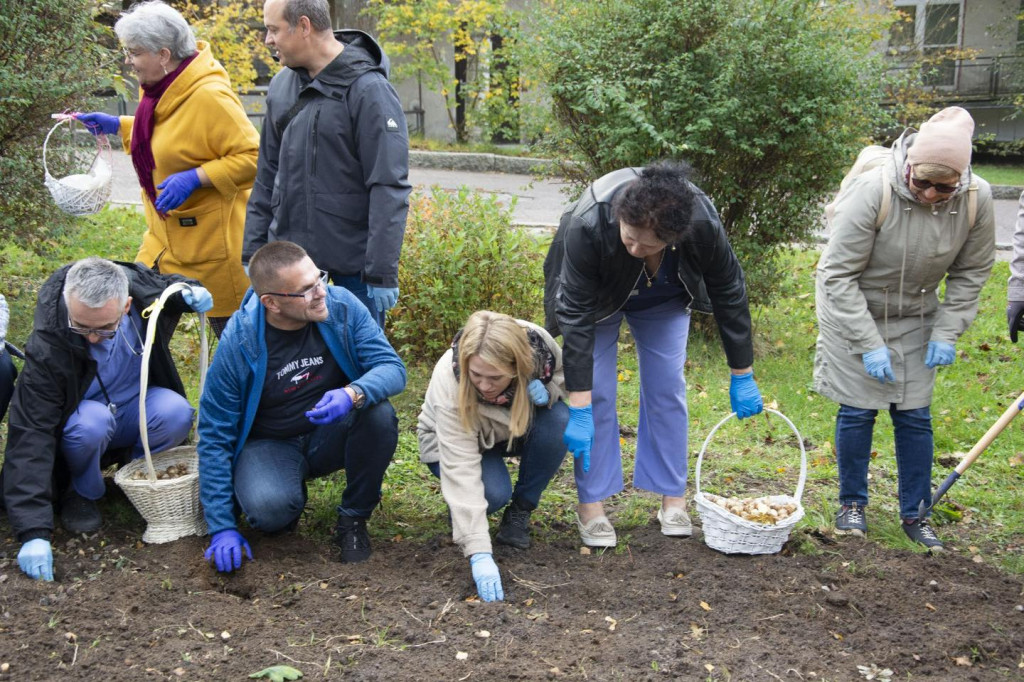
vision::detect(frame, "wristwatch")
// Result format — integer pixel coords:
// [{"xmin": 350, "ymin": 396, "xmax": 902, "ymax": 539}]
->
[{"xmin": 349, "ymin": 385, "xmax": 366, "ymax": 409}]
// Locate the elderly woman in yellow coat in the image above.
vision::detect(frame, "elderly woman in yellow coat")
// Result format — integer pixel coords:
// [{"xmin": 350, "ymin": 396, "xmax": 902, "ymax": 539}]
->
[{"xmin": 76, "ymin": 1, "xmax": 258, "ymax": 334}]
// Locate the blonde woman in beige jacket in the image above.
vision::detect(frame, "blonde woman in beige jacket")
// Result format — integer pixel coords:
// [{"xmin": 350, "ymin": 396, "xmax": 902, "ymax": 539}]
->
[
  {"xmin": 815, "ymin": 107, "xmax": 995, "ymax": 550},
  {"xmin": 418, "ymin": 311, "xmax": 569, "ymax": 602}
]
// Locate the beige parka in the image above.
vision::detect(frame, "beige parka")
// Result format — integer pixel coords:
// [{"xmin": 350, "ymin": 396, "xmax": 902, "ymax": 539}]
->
[{"xmin": 813, "ymin": 129, "xmax": 995, "ymax": 410}]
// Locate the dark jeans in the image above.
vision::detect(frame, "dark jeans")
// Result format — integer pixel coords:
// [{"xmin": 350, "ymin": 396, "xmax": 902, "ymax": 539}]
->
[
  {"xmin": 835, "ymin": 403, "xmax": 933, "ymax": 519},
  {"xmin": 427, "ymin": 400, "xmax": 569, "ymax": 513},
  {"xmin": 234, "ymin": 400, "xmax": 398, "ymax": 532},
  {"xmin": 330, "ymin": 274, "xmax": 385, "ymax": 329}
]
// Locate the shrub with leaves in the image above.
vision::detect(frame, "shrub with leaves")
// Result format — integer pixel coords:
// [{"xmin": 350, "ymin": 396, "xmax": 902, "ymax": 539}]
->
[
  {"xmin": 527, "ymin": 0, "xmax": 894, "ymax": 304},
  {"xmin": 390, "ymin": 186, "xmax": 544, "ymax": 362},
  {"xmin": 0, "ymin": 0, "xmax": 110, "ymax": 242},
  {"xmin": 180, "ymin": 0, "xmax": 277, "ymax": 93}
]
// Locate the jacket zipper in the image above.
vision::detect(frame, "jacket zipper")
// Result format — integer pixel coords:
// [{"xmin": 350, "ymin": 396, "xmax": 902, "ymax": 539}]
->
[{"xmin": 311, "ymin": 105, "xmax": 321, "ymax": 175}]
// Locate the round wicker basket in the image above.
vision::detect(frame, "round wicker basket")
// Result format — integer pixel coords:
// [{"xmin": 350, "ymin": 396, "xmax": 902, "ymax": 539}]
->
[
  {"xmin": 42, "ymin": 115, "xmax": 113, "ymax": 216},
  {"xmin": 693, "ymin": 409, "xmax": 807, "ymax": 555},
  {"xmin": 113, "ymin": 283, "xmax": 208, "ymax": 544}
]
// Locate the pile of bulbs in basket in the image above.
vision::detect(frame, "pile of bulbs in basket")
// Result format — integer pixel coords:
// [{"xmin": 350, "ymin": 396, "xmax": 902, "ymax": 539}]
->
[
  {"xmin": 703, "ymin": 493, "xmax": 798, "ymax": 525},
  {"xmin": 127, "ymin": 463, "xmax": 191, "ymax": 481}
]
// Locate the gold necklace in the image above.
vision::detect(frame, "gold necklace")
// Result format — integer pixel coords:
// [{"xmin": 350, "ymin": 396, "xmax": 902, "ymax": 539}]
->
[{"xmin": 642, "ymin": 249, "xmax": 666, "ymax": 288}]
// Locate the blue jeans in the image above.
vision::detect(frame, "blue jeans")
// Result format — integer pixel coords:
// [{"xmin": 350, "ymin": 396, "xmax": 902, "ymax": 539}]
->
[
  {"xmin": 330, "ymin": 274, "xmax": 385, "ymax": 329},
  {"xmin": 835, "ymin": 404, "xmax": 933, "ymax": 519},
  {"xmin": 233, "ymin": 400, "xmax": 397, "ymax": 532},
  {"xmin": 427, "ymin": 400, "xmax": 569, "ymax": 513}
]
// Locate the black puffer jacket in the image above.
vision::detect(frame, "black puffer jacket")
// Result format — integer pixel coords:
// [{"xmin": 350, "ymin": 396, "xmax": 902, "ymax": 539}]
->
[
  {"xmin": 543, "ymin": 167, "xmax": 754, "ymax": 391},
  {"xmin": 1, "ymin": 262, "xmax": 195, "ymax": 542}
]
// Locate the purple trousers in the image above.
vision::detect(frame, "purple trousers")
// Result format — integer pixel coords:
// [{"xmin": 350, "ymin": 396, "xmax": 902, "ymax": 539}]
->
[
  {"xmin": 61, "ymin": 388, "xmax": 195, "ymax": 499},
  {"xmin": 575, "ymin": 298, "xmax": 691, "ymax": 503}
]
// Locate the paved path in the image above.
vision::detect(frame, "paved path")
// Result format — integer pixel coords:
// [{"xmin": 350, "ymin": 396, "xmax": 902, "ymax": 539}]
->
[{"xmin": 108, "ymin": 151, "xmax": 1020, "ymax": 247}]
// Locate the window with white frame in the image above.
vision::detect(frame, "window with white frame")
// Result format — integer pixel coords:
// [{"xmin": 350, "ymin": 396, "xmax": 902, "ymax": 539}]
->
[{"xmin": 890, "ymin": 1, "xmax": 963, "ymax": 86}]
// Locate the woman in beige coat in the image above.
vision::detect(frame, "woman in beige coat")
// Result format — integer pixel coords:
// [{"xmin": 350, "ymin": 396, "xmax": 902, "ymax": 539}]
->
[
  {"xmin": 418, "ymin": 311, "xmax": 568, "ymax": 602},
  {"xmin": 814, "ymin": 107, "xmax": 995, "ymax": 550}
]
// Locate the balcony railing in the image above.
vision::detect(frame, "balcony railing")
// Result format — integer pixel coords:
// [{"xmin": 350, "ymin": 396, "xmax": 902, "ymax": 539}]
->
[{"xmin": 883, "ymin": 54, "xmax": 1024, "ymax": 103}]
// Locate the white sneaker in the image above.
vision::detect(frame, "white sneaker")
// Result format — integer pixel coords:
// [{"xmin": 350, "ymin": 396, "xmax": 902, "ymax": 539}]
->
[
  {"xmin": 576, "ymin": 513, "xmax": 617, "ymax": 547},
  {"xmin": 658, "ymin": 507, "xmax": 693, "ymax": 537}
]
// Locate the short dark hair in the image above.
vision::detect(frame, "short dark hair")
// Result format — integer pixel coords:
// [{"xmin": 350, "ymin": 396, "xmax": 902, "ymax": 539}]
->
[
  {"xmin": 613, "ymin": 160, "xmax": 696, "ymax": 245},
  {"xmin": 283, "ymin": 0, "xmax": 332, "ymax": 32},
  {"xmin": 250, "ymin": 241, "xmax": 309, "ymax": 294}
]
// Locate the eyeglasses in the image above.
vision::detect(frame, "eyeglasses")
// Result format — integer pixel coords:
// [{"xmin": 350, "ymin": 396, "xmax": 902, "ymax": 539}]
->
[
  {"xmin": 910, "ymin": 176, "xmax": 959, "ymax": 195},
  {"xmin": 68, "ymin": 312, "xmax": 122, "ymax": 338},
  {"xmin": 262, "ymin": 270, "xmax": 329, "ymax": 301}
]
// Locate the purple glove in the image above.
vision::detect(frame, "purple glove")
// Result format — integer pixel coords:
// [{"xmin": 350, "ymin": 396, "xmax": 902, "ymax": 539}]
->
[
  {"xmin": 155, "ymin": 169, "xmax": 201, "ymax": 213},
  {"xmin": 74, "ymin": 112, "xmax": 120, "ymax": 136},
  {"xmin": 306, "ymin": 388, "xmax": 353, "ymax": 425},
  {"xmin": 204, "ymin": 529, "xmax": 252, "ymax": 573}
]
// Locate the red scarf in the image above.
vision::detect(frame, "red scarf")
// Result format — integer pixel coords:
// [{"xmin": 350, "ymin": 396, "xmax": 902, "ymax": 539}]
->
[{"xmin": 130, "ymin": 53, "xmax": 197, "ymax": 206}]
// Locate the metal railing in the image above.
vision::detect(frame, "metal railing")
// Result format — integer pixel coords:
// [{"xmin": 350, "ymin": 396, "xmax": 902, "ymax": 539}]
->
[{"xmin": 883, "ymin": 54, "xmax": 1024, "ymax": 102}]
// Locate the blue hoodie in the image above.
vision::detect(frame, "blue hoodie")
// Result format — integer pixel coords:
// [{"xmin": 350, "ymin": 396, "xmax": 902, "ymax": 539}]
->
[{"xmin": 197, "ymin": 285, "xmax": 406, "ymax": 533}]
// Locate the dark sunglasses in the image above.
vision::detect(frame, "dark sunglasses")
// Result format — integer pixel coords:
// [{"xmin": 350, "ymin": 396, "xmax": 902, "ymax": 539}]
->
[{"xmin": 910, "ymin": 176, "xmax": 959, "ymax": 194}]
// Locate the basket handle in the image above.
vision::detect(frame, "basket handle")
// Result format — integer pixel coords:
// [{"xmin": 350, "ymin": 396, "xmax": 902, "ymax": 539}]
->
[
  {"xmin": 694, "ymin": 408, "xmax": 808, "ymax": 503},
  {"xmin": 42, "ymin": 115, "xmax": 113, "ymax": 180},
  {"xmin": 137, "ymin": 282, "xmax": 209, "ymax": 482}
]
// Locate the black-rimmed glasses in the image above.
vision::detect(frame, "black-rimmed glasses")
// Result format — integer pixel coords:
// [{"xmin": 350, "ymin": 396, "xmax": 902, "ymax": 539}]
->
[
  {"xmin": 262, "ymin": 270, "xmax": 329, "ymax": 301},
  {"xmin": 67, "ymin": 312, "xmax": 122, "ymax": 338}
]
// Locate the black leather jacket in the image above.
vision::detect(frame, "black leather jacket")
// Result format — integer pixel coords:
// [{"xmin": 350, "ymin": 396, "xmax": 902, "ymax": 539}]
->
[{"xmin": 543, "ymin": 167, "xmax": 754, "ymax": 391}]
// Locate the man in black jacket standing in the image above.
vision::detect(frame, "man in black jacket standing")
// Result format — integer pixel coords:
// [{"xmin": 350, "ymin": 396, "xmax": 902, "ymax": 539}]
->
[
  {"xmin": 2, "ymin": 257, "xmax": 211, "ymax": 581},
  {"xmin": 244, "ymin": 0, "xmax": 411, "ymax": 328}
]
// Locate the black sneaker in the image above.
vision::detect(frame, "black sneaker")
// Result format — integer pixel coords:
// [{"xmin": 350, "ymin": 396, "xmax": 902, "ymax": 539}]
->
[
  {"xmin": 335, "ymin": 516, "xmax": 372, "ymax": 563},
  {"xmin": 902, "ymin": 519, "xmax": 944, "ymax": 551},
  {"xmin": 495, "ymin": 499, "xmax": 533, "ymax": 550},
  {"xmin": 835, "ymin": 504, "xmax": 866, "ymax": 537},
  {"xmin": 60, "ymin": 488, "xmax": 101, "ymax": 534}
]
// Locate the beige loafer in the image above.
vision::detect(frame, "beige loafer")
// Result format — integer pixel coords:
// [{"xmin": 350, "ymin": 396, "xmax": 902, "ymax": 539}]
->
[
  {"xmin": 657, "ymin": 506, "xmax": 693, "ymax": 537},
  {"xmin": 576, "ymin": 513, "xmax": 617, "ymax": 547}
]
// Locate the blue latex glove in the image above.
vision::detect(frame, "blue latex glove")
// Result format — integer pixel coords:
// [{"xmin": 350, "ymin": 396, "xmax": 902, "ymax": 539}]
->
[
  {"xmin": 204, "ymin": 529, "xmax": 252, "ymax": 573},
  {"xmin": 155, "ymin": 169, "xmax": 202, "ymax": 213},
  {"xmin": 74, "ymin": 112, "xmax": 120, "ymax": 135},
  {"xmin": 729, "ymin": 372, "xmax": 764, "ymax": 419},
  {"xmin": 862, "ymin": 346, "xmax": 895, "ymax": 383},
  {"xmin": 469, "ymin": 553, "xmax": 504, "ymax": 602},
  {"xmin": 1008, "ymin": 301, "xmax": 1024, "ymax": 342},
  {"xmin": 564, "ymin": 404, "xmax": 594, "ymax": 473},
  {"xmin": 527, "ymin": 378, "xmax": 549, "ymax": 406},
  {"xmin": 924, "ymin": 340, "xmax": 955, "ymax": 368},
  {"xmin": 18, "ymin": 539, "xmax": 54, "ymax": 581},
  {"xmin": 182, "ymin": 285, "xmax": 214, "ymax": 313},
  {"xmin": 306, "ymin": 388, "xmax": 353, "ymax": 425},
  {"xmin": 365, "ymin": 285, "xmax": 399, "ymax": 313}
]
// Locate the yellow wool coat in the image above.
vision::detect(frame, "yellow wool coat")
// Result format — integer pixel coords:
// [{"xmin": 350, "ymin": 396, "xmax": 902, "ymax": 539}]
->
[{"xmin": 119, "ymin": 41, "xmax": 258, "ymax": 317}]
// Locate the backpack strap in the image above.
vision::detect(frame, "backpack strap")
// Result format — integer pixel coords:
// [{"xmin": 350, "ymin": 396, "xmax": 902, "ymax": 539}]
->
[
  {"xmin": 966, "ymin": 180, "xmax": 978, "ymax": 228},
  {"xmin": 874, "ymin": 163, "xmax": 891, "ymax": 229}
]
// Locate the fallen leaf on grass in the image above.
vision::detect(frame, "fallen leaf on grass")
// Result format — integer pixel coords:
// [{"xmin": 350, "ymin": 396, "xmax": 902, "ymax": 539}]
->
[
  {"xmin": 1009, "ymin": 454, "xmax": 1023, "ymax": 467},
  {"xmin": 249, "ymin": 665, "xmax": 303, "ymax": 682},
  {"xmin": 699, "ymin": 601, "xmax": 712, "ymax": 612},
  {"xmin": 953, "ymin": 656, "xmax": 972, "ymax": 667}
]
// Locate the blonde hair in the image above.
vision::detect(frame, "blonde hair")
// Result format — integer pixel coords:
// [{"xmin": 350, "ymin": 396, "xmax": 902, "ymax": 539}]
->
[
  {"xmin": 912, "ymin": 163, "xmax": 959, "ymax": 182},
  {"xmin": 457, "ymin": 311, "xmax": 536, "ymax": 442}
]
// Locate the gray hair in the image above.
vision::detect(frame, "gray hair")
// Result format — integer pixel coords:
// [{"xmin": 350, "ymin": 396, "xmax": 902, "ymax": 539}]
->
[
  {"xmin": 283, "ymin": 0, "xmax": 333, "ymax": 32},
  {"xmin": 64, "ymin": 258, "xmax": 129, "ymax": 309},
  {"xmin": 115, "ymin": 1, "xmax": 197, "ymax": 61}
]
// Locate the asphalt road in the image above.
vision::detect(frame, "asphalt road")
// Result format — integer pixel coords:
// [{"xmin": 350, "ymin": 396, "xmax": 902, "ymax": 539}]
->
[{"xmin": 107, "ymin": 150, "xmax": 1021, "ymax": 248}]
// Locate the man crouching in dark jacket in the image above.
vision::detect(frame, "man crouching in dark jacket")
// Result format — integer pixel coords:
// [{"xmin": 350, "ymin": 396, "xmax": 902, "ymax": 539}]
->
[{"xmin": 2, "ymin": 257, "xmax": 213, "ymax": 581}]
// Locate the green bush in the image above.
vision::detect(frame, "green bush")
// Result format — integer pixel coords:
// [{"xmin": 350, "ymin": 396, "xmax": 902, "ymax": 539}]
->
[
  {"xmin": 527, "ymin": 0, "xmax": 894, "ymax": 304},
  {"xmin": 0, "ymin": 0, "xmax": 110, "ymax": 243},
  {"xmin": 390, "ymin": 186, "xmax": 544, "ymax": 363}
]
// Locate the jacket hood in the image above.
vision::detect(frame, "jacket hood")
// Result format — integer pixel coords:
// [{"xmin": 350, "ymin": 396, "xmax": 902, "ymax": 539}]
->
[
  {"xmin": 891, "ymin": 128, "xmax": 973, "ymax": 205},
  {"xmin": 158, "ymin": 41, "xmax": 232, "ymax": 117},
  {"xmin": 314, "ymin": 30, "xmax": 389, "ymax": 86}
]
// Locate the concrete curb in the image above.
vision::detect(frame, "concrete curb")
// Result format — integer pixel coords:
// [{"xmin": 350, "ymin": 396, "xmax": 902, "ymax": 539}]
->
[
  {"xmin": 992, "ymin": 185, "xmax": 1022, "ymax": 200},
  {"xmin": 410, "ymin": 150, "xmax": 556, "ymax": 175}
]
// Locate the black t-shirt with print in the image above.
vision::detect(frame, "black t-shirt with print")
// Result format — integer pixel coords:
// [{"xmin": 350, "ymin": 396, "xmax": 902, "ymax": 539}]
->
[{"xmin": 250, "ymin": 322, "xmax": 348, "ymax": 439}]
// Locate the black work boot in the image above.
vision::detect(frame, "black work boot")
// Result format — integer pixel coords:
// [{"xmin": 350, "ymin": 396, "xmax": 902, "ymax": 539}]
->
[
  {"xmin": 495, "ymin": 498, "xmax": 533, "ymax": 550},
  {"xmin": 61, "ymin": 488, "xmax": 101, "ymax": 534},
  {"xmin": 334, "ymin": 515, "xmax": 372, "ymax": 563}
]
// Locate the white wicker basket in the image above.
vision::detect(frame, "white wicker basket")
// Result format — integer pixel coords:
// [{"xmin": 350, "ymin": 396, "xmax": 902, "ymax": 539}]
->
[
  {"xmin": 42, "ymin": 115, "xmax": 113, "ymax": 216},
  {"xmin": 114, "ymin": 283, "xmax": 209, "ymax": 543},
  {"xmin": 694, "ymin": 409, "xmax": 807, "ymax": 555}
]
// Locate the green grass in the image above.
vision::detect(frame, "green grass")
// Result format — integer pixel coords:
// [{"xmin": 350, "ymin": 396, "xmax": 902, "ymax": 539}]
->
[
  {"xmin": 2, "ymin": 208, "xmax": 1022, "ymax": 573},
  {"xmin": 971, "ymin": 163, "xmax": 1024, "ymax": 186}
]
